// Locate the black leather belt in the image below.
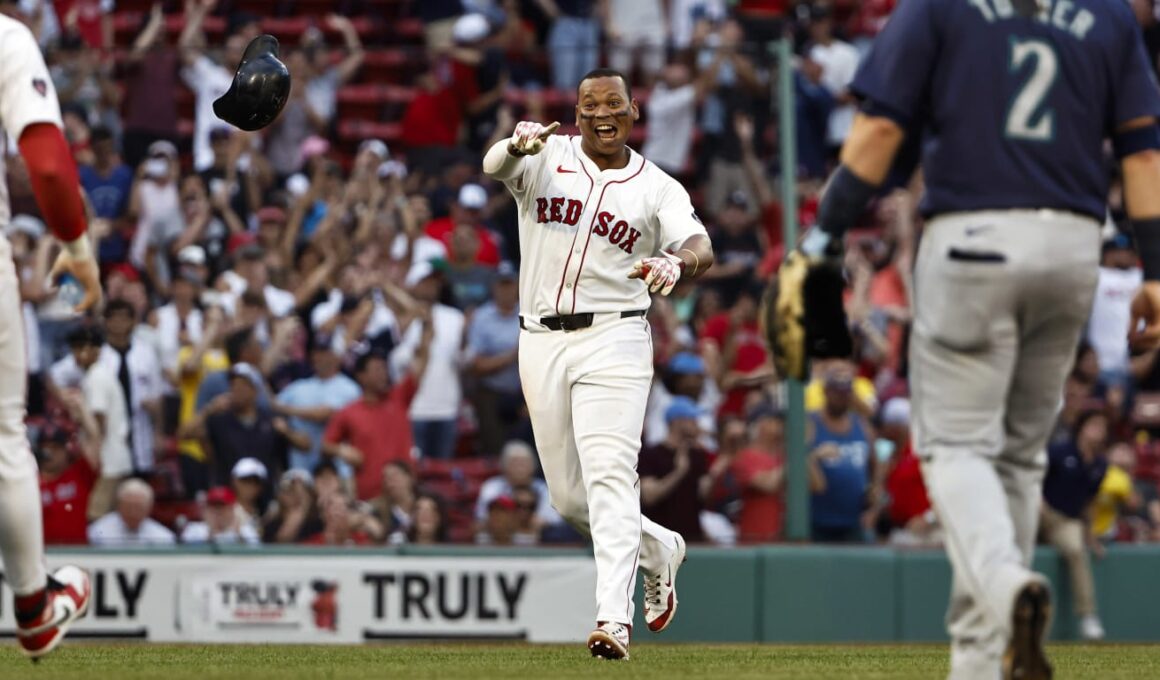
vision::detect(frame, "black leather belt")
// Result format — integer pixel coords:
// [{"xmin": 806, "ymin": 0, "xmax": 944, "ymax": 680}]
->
[{"xmin": 520, "ymin": 309, "xmax": 646, "ymax": 331}]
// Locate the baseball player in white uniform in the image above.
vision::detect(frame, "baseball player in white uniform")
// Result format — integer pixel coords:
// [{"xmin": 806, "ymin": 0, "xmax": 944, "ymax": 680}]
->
[
  {"xmin": 483, "ymin": 68, "xmax": 715, "ymax": 660},
  {"xmin": 0, "ymin": 14, "xmax": 100, "ymax": 659}
]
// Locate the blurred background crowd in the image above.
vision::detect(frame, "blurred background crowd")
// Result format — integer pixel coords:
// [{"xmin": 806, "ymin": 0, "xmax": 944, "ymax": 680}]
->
[{"xmin": 4, "ymin": 0, "xmax": 1160, "ymax": 578}]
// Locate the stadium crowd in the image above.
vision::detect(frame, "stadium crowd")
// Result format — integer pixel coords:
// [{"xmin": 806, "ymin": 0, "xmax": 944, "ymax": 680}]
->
[{"xmin": 4, "ymin": 0, "xmax": 1160, "ymax": 582}]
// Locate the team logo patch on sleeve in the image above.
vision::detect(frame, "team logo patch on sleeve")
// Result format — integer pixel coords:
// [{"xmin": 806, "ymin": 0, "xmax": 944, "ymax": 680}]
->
[{"xmin": 32, "ymin": 78, "xmax": 47, "ymax": 97}]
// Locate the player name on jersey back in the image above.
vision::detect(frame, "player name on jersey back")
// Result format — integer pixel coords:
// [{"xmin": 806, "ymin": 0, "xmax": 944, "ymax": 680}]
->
[
  {"xmin": 500, "ymin": 136, "xmax": 706, "ymax": 319},
  {"xmin": 968, "ymin": 0, "xmax": 1094, "ymax": 40}
]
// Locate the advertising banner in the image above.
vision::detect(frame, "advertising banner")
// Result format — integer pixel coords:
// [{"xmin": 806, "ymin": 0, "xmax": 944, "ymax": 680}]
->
[{"xmin": 0, "ymin": 554, "xmax": 597, "ymax": 644}]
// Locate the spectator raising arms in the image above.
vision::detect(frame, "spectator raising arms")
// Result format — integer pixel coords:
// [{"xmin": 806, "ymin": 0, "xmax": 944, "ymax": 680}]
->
[
  {"xmin": 38, "ymin": 427, "xmax": 98, "ymax": 545},
  {"xmin": 324, "ymin": 337, "xmax": 432, "ymax": 501}
]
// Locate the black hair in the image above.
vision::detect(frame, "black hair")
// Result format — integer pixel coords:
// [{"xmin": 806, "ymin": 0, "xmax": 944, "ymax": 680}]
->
[
  {"xmin": 353, "ymin": 349, "xmax": 388, "ymax": 376},
  {"xmin": 90, "ymin": 126, "xmax": 113, "ymax": 143},
  {"xmin": 407, "ymin": 491, "xmax": 449, "ymax": 543},
  {"xmin": 103, "ymin": 298, "xmax": 136, "ymax": 320},
  {"xmin": 385, "ymin": 460, "xmax": 413, "ymax": 478},
  {"xmin": 313, "ymin": 459, "xmax": 339, "ymax": 477},
  {"xmin": 578, "ymin": 68, "xmax": 633, "ymax": 102},
  {"xmin": 66, "ymin": 325, "xmax": 104, "ymax": 348},
  {"xmin": 1071, "ymin": 408, "xmax": 1108, "ymax": 442},
  {"xmin": 225, "ymin": 326, "xmax": 256, "ymax": 364}
]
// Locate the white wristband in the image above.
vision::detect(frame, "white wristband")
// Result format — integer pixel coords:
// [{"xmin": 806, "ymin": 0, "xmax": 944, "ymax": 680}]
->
[{"xmin": 62, "ymin": 235, "xmax": 92, "ymax": 260}]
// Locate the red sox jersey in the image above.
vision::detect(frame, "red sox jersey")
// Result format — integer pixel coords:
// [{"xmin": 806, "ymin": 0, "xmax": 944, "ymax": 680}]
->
[
  {"xmin": 0, "ymin": 15, "xmax": 64, "ymax": 230},
  {"xmin": 501, "ymin": 135, "xmax": 708, "ymax": 318}
]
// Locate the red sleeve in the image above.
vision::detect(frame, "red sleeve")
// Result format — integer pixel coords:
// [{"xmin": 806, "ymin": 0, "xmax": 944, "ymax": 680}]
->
[
  {"xmin": 423, "ymin": 217, "xmax": 450, "ymax": 241},
  {"xmin": 396, "ymin": 373, "xmax": 420, "ymax": 407},
  {"xmin": 731, "ymin": 450, "xmax": 760, "ymax": 486},
  {"xmin": 478, "ymin": 231, "xmax": 501, "ymax": 266},
  {"xmin": 17, "ymin": 123, "xmax": 87, "ymax": 242},
  {"xmin": 700, "ymin": 314, "xmax": 728, "ymax": 346},
  {"xmin": 322, "ymin": 407, "xmax": 349, "ymax": 445},
  {"xmin": 75, "ymin": 454, "xmax": 98, "ymax": 487}
]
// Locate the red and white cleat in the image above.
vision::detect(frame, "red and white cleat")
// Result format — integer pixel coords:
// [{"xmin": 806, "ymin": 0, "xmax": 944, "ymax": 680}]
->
[
  {"xmin": 643, "ymin": 533, "xmax": 687, "ymax": 633},
  {"xmin": 17, "ymin": 566, "xmax": 91, "ymax": 660},
  {"xmin": 587, "ymin": 621, "xmax": 631, "ymax": 660}
]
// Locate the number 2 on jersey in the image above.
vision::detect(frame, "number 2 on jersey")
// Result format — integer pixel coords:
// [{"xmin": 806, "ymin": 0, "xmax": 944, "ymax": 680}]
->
[{"xmin": 1006, "ymin": 38, "xmax": 1058, "ymax": 142}]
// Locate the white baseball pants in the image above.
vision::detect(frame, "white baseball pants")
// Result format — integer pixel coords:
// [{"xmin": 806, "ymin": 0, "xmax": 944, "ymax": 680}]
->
[
  {"xmin": 910, "ymin": 211, "xmax": 1099, "ymax": 675},
  {"xmin": 0, "ymin": 233, "xmax": 47, "ymax": 596},
  {"xmin": 519, "ymin": 313, "xmax": 679, "ymax": 626}
]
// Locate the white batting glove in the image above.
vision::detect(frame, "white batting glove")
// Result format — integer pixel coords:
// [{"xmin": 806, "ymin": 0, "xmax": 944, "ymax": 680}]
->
[
  {"xmin": 509, "ymin": 121, "xmax": 561, "ymax": 156},
  {"xmin": 629, "ymin": 251, "xmax": 684, "ymax": 296}
]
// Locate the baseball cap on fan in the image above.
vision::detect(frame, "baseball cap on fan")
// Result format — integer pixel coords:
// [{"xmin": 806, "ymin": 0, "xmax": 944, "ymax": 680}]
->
[
  {"xmin": 5, "ymin": 214, "xmax": 45, "ymax": 241},
  {"xmin": 359, "ymin": 139, "xmax": 389, "ymax": 160},
  {"xmin": 205, "ymin": 486, "xmax": 237, "ymax": 506},
  {"xmin": 453, "ymin": 13, "xmax": 491, "ymax": 45},
  {"xmin": 495, "ymin": 261, "xmax": 518, "ymax": 281},
  {"xmin": 665, "ymin": 396, "xmax": 703, "ymax": 424},
  {"xmin": 232, "ymin": 457, "xmax": 268, "ymax": 480},
  {"xmin": 177, "ymin": 245, "xmax": 206, "ymax": 267},
  {"xmin": 458, "ymin": 183, "xmax": 488, "ymax": 210}
]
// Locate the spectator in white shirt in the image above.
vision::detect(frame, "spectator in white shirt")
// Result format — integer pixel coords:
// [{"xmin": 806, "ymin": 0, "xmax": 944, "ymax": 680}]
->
[
  {"xmin": 220, "ymin": 245, "xmax": 297, "ymax": 320},
  {"xmin": 178, "ymin": 0, "xmax": 248, "ymax": 171},
  {"xmin": 180, "ymin": 486, "xmax": 260, "ymax": 546},
  {"xmin": 806, "ymin": 4, "xmax": 861, "ymax": 153},
  {"xmin": 49, "ymin": 301, "xmax": 165, "ymax": 475},
  {"xmin": 643, "ymin": 62, "xmax": 712, "ymax": 175},
  {"xmin": 607, "ymin": 0, "xmax": 667, "ymax": 88},
  {"xmin": 1088, "ymin": 233, "xmax": 1143, "ymax": 383},
  {"xmin": 157, "ymin": 258, "xmax": 206, "ymax": 380},
  {"xmin": 88, "ymin": 479, "xmax": 177, "ymax": 547},
  {"xmin": 129, "ymin": 141, "xmax": 185, "ymax": 290},
  {"xmin": 391, "ymin": 261, "xmax": 465, "ymax": 459},
  {"xmin": 59, "ymin": 326, "xmax": 132, "ymax": 520}
]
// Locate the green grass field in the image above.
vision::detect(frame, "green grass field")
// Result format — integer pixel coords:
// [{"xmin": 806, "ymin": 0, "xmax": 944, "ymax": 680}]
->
[{"xmin": 3, "ymin": 643, "xmax": 1159, "ymax": 679}]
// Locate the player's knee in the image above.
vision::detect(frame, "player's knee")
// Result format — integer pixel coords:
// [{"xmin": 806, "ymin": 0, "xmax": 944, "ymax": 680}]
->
[{"xmin": 550, "ymin": 494, "xmax": 587, "ymax": 523}]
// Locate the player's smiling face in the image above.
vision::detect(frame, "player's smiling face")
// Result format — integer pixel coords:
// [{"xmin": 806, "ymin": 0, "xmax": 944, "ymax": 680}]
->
[{"xmin": 576, "ymin": 76, "xmax": 639, "ymax": 160}]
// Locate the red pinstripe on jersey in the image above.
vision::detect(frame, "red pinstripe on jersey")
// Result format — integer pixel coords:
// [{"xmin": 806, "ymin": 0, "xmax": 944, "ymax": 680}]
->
[
  {"xmin": 553, "ymin": 137, "xmax": 596, "ymax": 315},
  {"xmin": 568, "ymin": 156, "xmax": 647, "ymax": 314}
]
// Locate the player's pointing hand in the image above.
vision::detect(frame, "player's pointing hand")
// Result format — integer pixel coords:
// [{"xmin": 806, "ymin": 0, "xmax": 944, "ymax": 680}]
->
[
  {"xmin": 1129, "ymin": 281, "xmax": 1160, "ymax": 352},
  {"xmin": 509, "ymin": 121, "xmax": 560, "ymax": 156}
]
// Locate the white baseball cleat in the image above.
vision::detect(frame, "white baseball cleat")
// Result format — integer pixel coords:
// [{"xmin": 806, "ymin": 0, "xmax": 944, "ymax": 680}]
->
[
  {"xmin": 643, "ymin": 532, "xmax": 687, "ymax": 633},
  {"xmin": 1079, "ymin": 615, "xmax": 1105, "ymax": 641},
  {"xmin": 587, "ymin": 621, "xmax": 631, "ymax": 660},
  {"xmin": 17, "ymin": 565, "xmax": 92, "ymax": 660}
]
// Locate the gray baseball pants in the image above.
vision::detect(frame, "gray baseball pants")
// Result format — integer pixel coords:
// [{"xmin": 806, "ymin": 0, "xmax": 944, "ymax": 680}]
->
[{"xmin": 909, "ymin": 210, "xmax": 1100, "ymax": 677}]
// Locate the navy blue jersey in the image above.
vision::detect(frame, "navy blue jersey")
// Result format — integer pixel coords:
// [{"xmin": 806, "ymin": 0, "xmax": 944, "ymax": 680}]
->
[{"xmin": 851, "ymin": 0, "xmax": 1160, "ymax": 220}]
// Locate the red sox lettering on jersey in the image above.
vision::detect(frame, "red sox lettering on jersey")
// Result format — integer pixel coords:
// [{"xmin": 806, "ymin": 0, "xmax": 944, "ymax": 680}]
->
[
  {"xmin": 502, "ymin": 135, "xmax": 705, "ymax": 317},
  {"xmin": 535, "ymin": 197, "xmax": 643, "ymax": 254}
]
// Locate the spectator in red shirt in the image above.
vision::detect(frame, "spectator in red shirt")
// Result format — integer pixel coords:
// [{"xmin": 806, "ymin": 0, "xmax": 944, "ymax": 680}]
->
[
  {"xmin": 38, "ymin": 427, "xmax": 97, "ymax": 545},
  {"xmin": 55, "ymin": 0, "xmax": 112, "ymax": 51},
  {"xmin": 731, "ymin": 403, "xmax": 786, "ymax": 543},
  {"xmin": 879, "ymin": 398, "xmax": 938, "ymax": 546},
  {"xmin": 322, "ymin": 339, "xmax": 432, "ymax": 501},
  {"xmin": 700, "ymin": 286, "xmax": 775, "ymax": 418},
  {"xmin": 423, "ymin": 183, "xmax": 502, "ymax": 266}
]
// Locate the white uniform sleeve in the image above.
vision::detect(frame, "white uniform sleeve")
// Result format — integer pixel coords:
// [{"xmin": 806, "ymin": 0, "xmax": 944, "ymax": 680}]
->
[
  {"xmin": 654, "ymin": 176, "xmax": 709, "ymax": 253},
  {"xmin": 498, "ymin": 134, "xmax": 565, "ymax": 199},
  {"xmin": 0, "ymin": 20, "xmax": 64, "ymax": 140}
]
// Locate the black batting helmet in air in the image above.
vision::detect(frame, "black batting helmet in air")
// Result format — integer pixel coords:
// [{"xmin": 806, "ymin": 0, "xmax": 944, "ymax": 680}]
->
[{"xmin": 213, "ymin": 35, "xmax": 291, "ymax": 132}]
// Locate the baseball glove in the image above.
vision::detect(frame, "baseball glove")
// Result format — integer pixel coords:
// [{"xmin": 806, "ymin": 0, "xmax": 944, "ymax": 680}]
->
[{"xmin": 761, "ymin": 242, "xmax": 853, "ymax": 381}]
